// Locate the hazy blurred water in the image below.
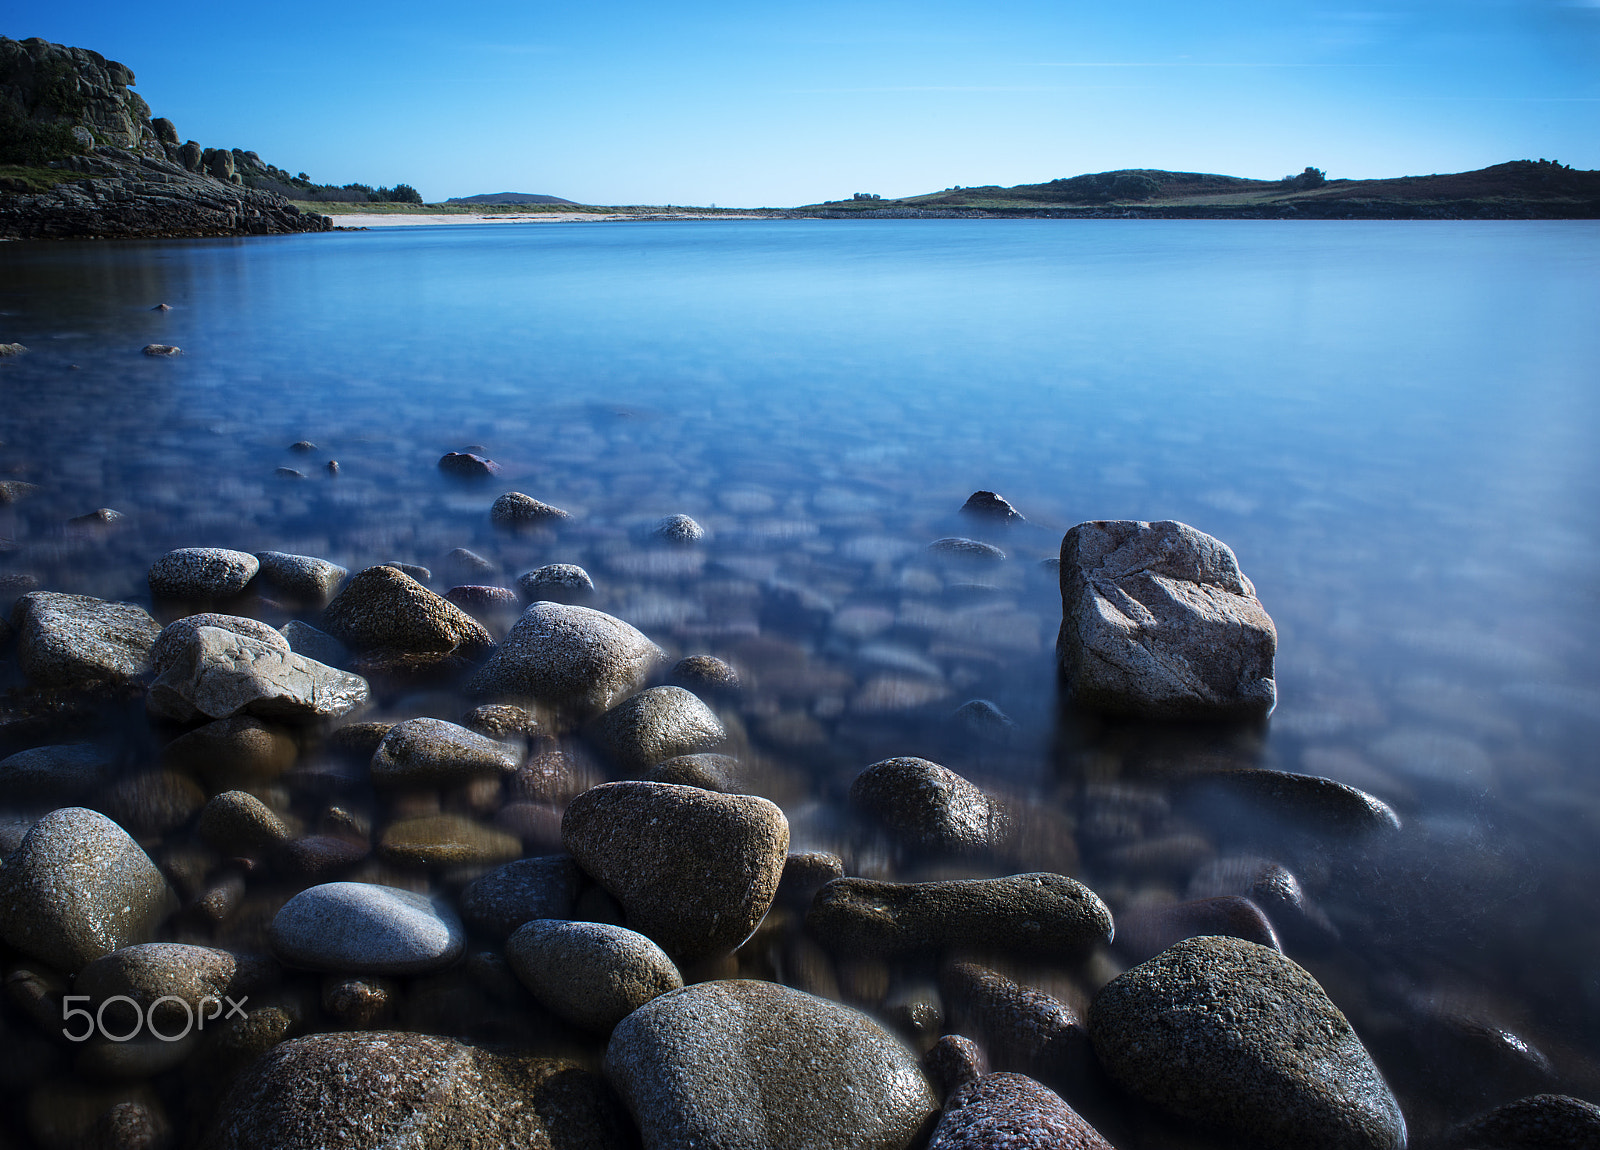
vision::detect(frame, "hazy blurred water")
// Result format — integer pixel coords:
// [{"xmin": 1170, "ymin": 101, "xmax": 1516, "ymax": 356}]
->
[{"xmin": 2, "ymin": 219, "xmax": 1598, "ymax": 1134}]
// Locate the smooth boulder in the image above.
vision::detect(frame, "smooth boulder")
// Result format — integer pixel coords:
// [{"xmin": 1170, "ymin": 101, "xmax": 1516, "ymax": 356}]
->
[
  {"xmin": 11, "ymin": 591, "xmax": 161, "ymax": 690},
  {"xmin": 850, "ymin": 757, "xmax": 1008, "ymax": 854},
  {"xmin": 928, "ymin": 1073, "xmax": 1112, "ymax": 1150},
  {"xmin": 459, "ymin": 856, "xmax": 582, "ymax": 939},
  {"xmin": 507, "ymin": 919, "xmax": 683, "ymax": 1032},
  {"xmin": 321, "ymin": 565, "xmax": 494, "ymax": 657},
  {"xmin": 467, "ymin": 601, "xmax": 666, "ymax": 716},
  {"xmin": 147, "ymin": 547, "xmax": 259, "ymax": 599},
  {"xmin": 254, "ymin": 551, "xmax": 349, "ymax": 603},
  {"xmin": 146, "ymin": 626, "xmax": 370, "ymax": 724},
  {"xmin": 1089, "ymin": 936, "xmax": 1405, "ymax": 1150},
  {"xmin": 1056, "ymin": 519, "xmax": 1277, "ymax": 719},
  {"xmin": 368, "ymin": 716, "xmax": 521, "ymax": 788},
  {"xmin": 269, "ymin": 882, "xmax": 465, "ymax": 975},
  {"xmin": 587, "ymin": 685, "xmax": 726, "ymax": 771},
  {"xmin": 604, "ymin": 979, "xmax": 937, "ymax": 1150}
]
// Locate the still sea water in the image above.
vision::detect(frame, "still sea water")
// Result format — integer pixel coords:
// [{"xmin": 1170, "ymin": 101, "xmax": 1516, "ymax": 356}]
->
[{"xmin": 1, "ymin": 219, "xmax": 1598, "ymax": 1145}]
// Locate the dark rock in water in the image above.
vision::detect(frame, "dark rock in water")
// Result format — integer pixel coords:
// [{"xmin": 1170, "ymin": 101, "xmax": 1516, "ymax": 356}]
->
[
  {"xmin": 0, "ymin": 343, "xmax": 27, "ymax": 357},
  {"xmin": 322, "ymin": 565, "xmax": 494, "ymax": 659},
  {"xmin": 507, "ymin": 919, "xmax": 683, "ymax": 1032},
  {"xmin": 142, "ymin": 344, "xmax": 181, "ymax": 356},
  {"xmin": 807, "ymin": 873, "xmax": 1113, "ymax": 959},
  {"xmin": 445, "ymin": 584, "xmax": 520, "ymax": 615},
  {"xmin": 378, "ymin": 813, "xmax": 521, "ymax": 867},
  {"xmin": 95, "ymin": 766, "xmax": 205, "ymax": 837},
  {"xmin": 197, "ymin": 789, "xmax": 290, "ymax": 851},
  {"xmin": 269, "ymin": 881, "xmax": 464, "ymax": 975},
  {"xmin": 273, "ymin": 834, "xmax": 368, "ymax": 881},
  {"xmin": 928, "ymin": 1072, "xmax": 1113, "ymax": 1150},
  {"xmin": 850, "ymin": 756, "xmax": 1009, "ymax": 855},
  {"xmin": 325, "ymin": 459, "xmax": 340, "ymax": 475},
  {"xmin": 587, "ymin": 685, "xmax": 726, "ymax": 771},
  {"xmin": 1114, "ymin": 895, "xmax": 1282, "ymax": 965},
  {"xmin": 1056, "ymin": 519, "xmax": 1277, "ymax": 719},
  {"xmin": 67, "ymin": 507, "xmax": 125, "ymax": 529},
  {"xmin": 929, "ymin": 537, "xmax": 1006, "ymax": 561},
  {"xmin": 0, "ymin": 807, "xmax": 178, "ymax": 972},
  {"xmin": 1182, "ymin": 767, "xmax": 1402, "ymax": 836},
  {"xmin": 1186, "ymin": 855, "xmax": 1336, "ymax": 947},
  {"xmin": 645, "ymin": 753, "xmax": 740, "ymax": 792},
  {"xmin": 604, "ymin": 979, "xmax": 938, "ymax": 1150},
  {"xmin": 443, "ymin": 547, "xmax": 497, "ymax": 582},
  {"xmin": 383, "ymin": 561, "xmax": 433, "ymax": 584},
  {"xmin": 0, "ymin": 479, "xmax": 40, "ymax": 504},
  {"xmin": 148, "ymin": 547, "xmax": 259, "ymax": 600},
  {"xmin": 466, "ymin": 601, "xmax": 665, "ymax": 716},
  {"xmin": 369, "ymin": 717, "xmax": 520, "ymax": 789},
  {"xmin": 1089, "ymin": 936, "xmax": 1405, "ymax": 1150},
  {"xmin": 0, "ymin": 743, "xmax": 114, "ymax": 804},
  {"xmin": 278, "ymin": 619, "xmax": 347, "ymax": 667},
  {"xmin": 289, "ymin": 440, "xmax": 316, "ymax": 452},
  {"xmin": 438, "ymin": 451, "xmax": 501, "ymax": 477},
  {"xmin": 162, "ymin": 714, "xmax": 298, "ymax": 784},
  {"xmin": 924, "ymin": 1034, "xmax": 988, "ymax": 1096},
  {"xmin": 652, "ymin": 513, "xmax": 706, "ymax": 543},
  {"xmin": 562, "ymin": 781, "xmax": 788, "ymax": 963},
  {"xmin": 459, "ymin": 855, "xmax": 581, "ymax": 939},
  {"xmin": 321, "ymin": 975, "xmax": 396, "ymax": 1029},
  {"xmin": 150, "ymin": 612, "xmax": 288, "ymax": 674},
  {"xmin": 951, "ymin": 699, "xmax": 1017, "ymax": 741},
  {"xmin": 959, "ymin": 491, "xmax": 1025, "ymax": 524},
  {"xmin": 461, "ymin": 702, "xmax": 540, "ymax": 740},
  {"xmin": 516, "ymin": 563, "xmax": 595, "ymax": 604},
  {"xmin": 254, "ymin": 551, "xmax": 348, "ymax": 604},
  {"xmin": 777, "ymin": 850, "xmax": 846, "ymax": 908},
  {"xmin": 275, "ymin": 467, "xmax": 306, "ymax": 479},
  {"xmin": 670, "ymin": 653, "xmax": 741, "ymax": 695},
  {"xmin": 491, "ymin": 491, "xmax": 573, "ymax": 525},
  {"xmin": 203, "ymin": 1031, "xmax": 634, "ymax": 1150},
  {"xmin": 1436, "ymin": 1093, "xmax": 1600, "ymax": 1149},
  {"xmin": 75, "ymin": 943, "xmax": 269, "ymax": 1031},
  {"xmin": 939, "ymin": 962, "xmax": 1091, "ymax": 1086},
  {"xmin": 11, "ymin": 592, "xmax": 161, "ymax": 691}
]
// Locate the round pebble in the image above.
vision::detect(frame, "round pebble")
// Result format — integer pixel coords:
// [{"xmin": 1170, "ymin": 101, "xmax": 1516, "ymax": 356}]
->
[
  {"xmin": 147, "ymin": 548, "xmax": 260, "ymax": 600},
  {"xmin": 507, "ymin": 919, "xmax": 684, "ymax": 1032},
  {"xmin": 268, "ymin": 881, "xmax": 465, "ymax": 975}
]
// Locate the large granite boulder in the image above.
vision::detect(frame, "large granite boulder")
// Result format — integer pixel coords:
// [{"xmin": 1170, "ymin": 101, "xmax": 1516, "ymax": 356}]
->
[
  {"xmin": 563, "ymin": 781, "xmax": 788, "ymax": 963},
  {"xmin": 368, "ymin": 716, "xmax": 521, "ymax": 788},
  {"xmin": 1089, "ymin": 935, "xmax": 1405, "ymax": 1150},
  {"xmin": 507, "ymin": 919, "xmax": 684, "ymax": 1033},
  {"xmin": 269, "ymin": 882, "xmax": 465, "ymax": 975},
  {"xmin": 321, "ymin": 565, "xmax": 494, "ymax": 660},
  {"xmin": 1056, "ymin": 519, "xmax": 1277, "ymax": 719},
  {"xmin": 145, "ymin": 625, "xmax": 369, "ymax": 724},
  {"xmin": 467, "ymin": 601, "xmax": 667, "ymax": 716},
  {"xmin": 849, "ymin": 757, "xmax": 1009, "ymax": 855},
  {"xmin": 928, "ymin": 1072, "xmax": 1112, "ymax": 1149},
  {"xmin": 587, "ymin": 685, "xmax": 726, "ymax": 770},
  {"xmin": 604, "ymin": 980, "xmax": 937, "ymax": 1150},
  {"xmin": 10, "ymin": 591, "xmax": 161, "ymax": 690},
  {"xmin": 203, "ymin": 1031, "xmax": 635, "ymax": 1150}
]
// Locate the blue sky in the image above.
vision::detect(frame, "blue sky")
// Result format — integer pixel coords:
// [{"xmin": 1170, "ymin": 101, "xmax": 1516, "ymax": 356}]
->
[{"xmin": 11, "ymin": 0, "xmax": 1599, "ymax": 205}]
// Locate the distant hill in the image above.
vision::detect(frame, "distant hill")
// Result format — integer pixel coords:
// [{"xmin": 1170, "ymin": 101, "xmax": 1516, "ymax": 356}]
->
[
  {"xmin": 444, "ymin": 192, "xmax": 579, "ymax": 205},
  {"xmin": 807, "ymin": 162, "xmax": 1600, "ymax": 219}
]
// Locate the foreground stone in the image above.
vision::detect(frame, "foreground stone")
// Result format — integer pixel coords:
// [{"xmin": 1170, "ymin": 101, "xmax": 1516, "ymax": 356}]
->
[
  {"xmin": 588, "ymin": 685, "xmax": 726, "ymax": 771},
  {"xmin": 563, "ymin": 781, "xmax": 788, "ymax": 962},
  {"xmin": 605, "ymin": 980, "xmax": 937, "ymax": 1150},
  {"xmin": 368, "ymin": 716, "xmax": 520, "ymax": 788},
  {"xmin": 508, "ymin": 919, "xmax": 683, "ymax": 1032},
  {"xmin": 467, "ymin": 601, "xmax": 666, "ymax": 716},
  {"xmin": 11, "ymin": 591, "xmax": 161, "ymax": 690},
  {"xmin": 1089, "ymin": 936, "xmax": 1405, "ymax": 1150},
  {"xmin": 0, "ymin": 807, "xmax": 177, "ymax": 971},
  {"xmin": 147, "ymin": 547, "xmax": 260, "ymax": 599},
  {"xmin": 321, "ymin": 564, "xmax": 494, "ymax": 658},
  {"xmin": 254, "ymin": 551, "xmax": 348, "ymax": 603},
  {"xmin": 75, "ymin": 943, "xmax": 269, "ymax": 1028},
  {"xmin": 459, "ymin": 856, "xmax": 582, "ymax": 939},
  {"xmin": 929, "ymin": 1073, "xmax": 1112, "ymax": 1150},
  {"xmin": 850, "ymin": 757, "xmax": 1009, "ymax": 854},
  {"xmin": 269, "ymin": 882, "xmax": 465, "ymax": 975},
  {"xmin": 150, "ymin": 612, "xmax": 288, "ymax": 673},
  {"xmin": 146, "ymin": 626, "xmax": 370, "ymax": 724},
  {"xmin": 204, "ymin": 1031, "xmax": 634, "ymax": 1150},
  {"xmin": 0, "ymin": 743, "xmax": 113, "ymax": 804},
  {"xmin": 808, "ymin": 873, "xmax": 1113, "ymax": 958},
  {"xmin": 1056, "ymin": 519, "xmax": 1277, "ymax": 719}
]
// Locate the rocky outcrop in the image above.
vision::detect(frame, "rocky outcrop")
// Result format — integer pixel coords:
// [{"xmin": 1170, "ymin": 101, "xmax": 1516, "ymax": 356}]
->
[{"xmin": 0, "ymin": 36, "xmax": 331, "ymax": 239}]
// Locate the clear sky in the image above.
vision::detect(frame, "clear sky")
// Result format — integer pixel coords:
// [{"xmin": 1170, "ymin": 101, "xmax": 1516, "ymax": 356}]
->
[{"xmin": 10, "ymin": 0, "xmax": 1599, "ymax": 205}]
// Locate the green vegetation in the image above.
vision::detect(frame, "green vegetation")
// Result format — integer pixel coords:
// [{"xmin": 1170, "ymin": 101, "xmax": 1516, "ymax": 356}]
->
[
  {"xmin": 0, "ymin": 106, "xmax": 87, "ymax": 166},
  {"xmin": 0, "ymin": 163, "xmax": 77, "ymax": 192}
]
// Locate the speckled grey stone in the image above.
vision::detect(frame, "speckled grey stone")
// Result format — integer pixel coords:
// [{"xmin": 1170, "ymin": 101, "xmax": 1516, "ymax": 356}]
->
[
  {"xmin": 0, "ymin": 743, "xmax": 114, "ymax": 804},
  {"xmin": 1185, "ymin": 768, "xmax": 1402, "ymax": 835},
  {"xmin": 438, "ymin": 451, "xmax": 501, "ymax": 477},
  {"xmin": 368, "ymin": 716, "xmax": 521, "ymax": 788},
  {"xmin": 268, "ymin": 882, "xmax": 464, "ymax": 975},
  {"xmin": 925, "ymin": 1034, "xmax": 988, "ymax": 1096},
  {"xmin": 466, "ymin": 601, "xmax": 666, "ymax": 716},
  {"xmin": 321, "ymin": 565, "xmax": 494, "ymax": 657},
  {"xmin": 562, "ymin": 781, "xmax": 788, "ymax": 962},
  {"xmin": 148, "ymin": 548, "xmax": 260, "ymax": 599},
  {"xmin": 146, "ymin": 626, "xmax": 370, "ymax": 724},
  {"xmin": 508, "ymin": 919, "xmax": 683, "ymax": 1032},
  {"xmin": 1089, "ymin": 936, "xmax": 1405, "ymax": 1150},
  {"xmin": 150, "ymin": 613, "xmax": 290, "ymax": 674},
  {"xmin": 644, "ymin": 753, "xmax": 741, "ymax": 792},
  {"xmin": 928, "ymin": 1073, "xmax": 1113, "ymax": 1149},
  {"xmin": 204, "ymin": 1031, "xmax": 635, "ymax": 1150},
  {"xmin": 604, "ymin": 979, "xmax": 937, "ymax": 1150},
  {"xmin": 11, "ymin": 592, "xmax": 161, "ymax": 690},
  {"xmin": 75, "ymin": 943, "xmax": 271, "ymax": 1030},
  {"xmin": 516, "ymin": 563, "xmax": 595, "ymax": 604},
  {"xmin": 929, "ymin": 538, "xmax": 1006, "ymax": 561},
  {"xmin": 459, "ymin": 855, "xmax": 582, "ymax": 939},
  {"xmin": 669, "ymin": 654, "xmax": 741, "ymax": 695},
  {"xmin": 1056, "ymin": 519, "xmax": 1277, "ymax": 719},
  {"xmin": 652, "ymin": 513, "xmax": 705, "ymax": 543},
  {"xmin": 939, "ymin": 962, "xmax": 1090, "ymax": 1084},
  {"xmin": 492, "ymin": 491, "xmax": 573, "ymax": 526},
  {"xmin": 254, "ymin": 551, "xmax": 348, "ymax": 603},
  {"xmin": 850, "ymin": 757, "xmax": 1009, "ymax": 854},
  {"xmin": 807, "ymin": 873, "xmax": 1113, "ymax": 959},
  {"xmin": 588, "ymin": 685, "xmax": 726, "ymax": 771},
  {"xmin": 959, "ymin": 491, "xmax": 1025, "ymax": 524},
  {"xmin": 0, "ymin": 807, "xmax": 178, "ymax": 972},
  {"xmin": 1438, "ymin": 1093, "xmax": 1600, "ymax": 1149},
  {"xmin": 377, "ymin": 813, "xmax": 522, "ymax": 867},
  {"xmin": 197, "ymin": 790, "xmax": 291, "ymax": 851},
  {"xmin": 279, "ymin": 619, "xmax": 348, "ymax": 667}
]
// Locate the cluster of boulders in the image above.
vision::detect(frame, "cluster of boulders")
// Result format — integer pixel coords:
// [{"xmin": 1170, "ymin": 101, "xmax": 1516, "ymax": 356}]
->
[{"xmin": 0, "ymin": 505, "xmax": 1590, "ymax": 1150}]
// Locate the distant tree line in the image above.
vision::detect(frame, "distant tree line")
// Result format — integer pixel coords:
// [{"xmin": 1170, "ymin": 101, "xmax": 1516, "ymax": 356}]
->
[{"xmin": 1281, "ymin": 167, "xmax": 1327, "ymax": 190}]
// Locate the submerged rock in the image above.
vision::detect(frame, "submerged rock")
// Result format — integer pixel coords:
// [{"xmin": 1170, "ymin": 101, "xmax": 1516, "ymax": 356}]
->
[
  {"xmin": 507, "ymin": 919, "xmax": 683, "ymax": 1033},
  {"xmin": 516, "ymin": 563, "xmax": 595, "ymax": 604},
  {"xmin": 466, "ymin": 601, "xmax": 666, "ymax": 716},
  {"xmin": 491, "ymin": 491, "xmax": 573, "ymax": 525},
  {"xmin": 604, "ymin": 979, "xmax": 937, "ymax": 1150},
  {"xmin": 368, "ymin": 716, "xmax": 520, "ymax": 788},
  {"xmin": 269, "ymin": 882, "xmax": 464, "ymax": 975},
  {"xmin": 959, "ymin": 490, "xmax": 1025, "ymax": 524},
  {"xmin": 850, "ymin": 756, "xmax": 1009, "ymax": 855},
  {"xmin": 1056, "ymin": 519, "xmax": 1277, "ymax": 719},
  {"xmin": 254, "ymin": 551, "xmax": 348, "ymax": 603},
  {"xmin": 929, "ymin": 537, "xmax": 1006, "ymax": 561},
  {"xmin": 1436, "ymin": 1093, "xmax": 1600, "ymax": 1149},
  {"xmin": 459, "ymin": 855, "xmax": 582, "ymax": 939},
  {"xmin": 652, "ymin": 513, "xmax": 705, "ymax": 543},
  {"xmin": 322, "ymin": 565, "xmax": 494, "ymax": 658},
  {"xmin": 438, "ymin": 451, "xmax": 501, "ymax": 477},
  {"xmin": 1089, "ymin": 936, "xmax": 1405, "ymax": 1150}
]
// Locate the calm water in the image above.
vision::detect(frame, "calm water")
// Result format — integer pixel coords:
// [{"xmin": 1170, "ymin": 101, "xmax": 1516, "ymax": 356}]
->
[{"xmin": 2, "ymin": 219, "xmax": 1598, "ymax": 1144}]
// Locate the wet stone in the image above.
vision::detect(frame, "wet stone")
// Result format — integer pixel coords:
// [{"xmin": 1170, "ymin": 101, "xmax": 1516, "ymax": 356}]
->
[
  {"xmin": 75, "ymin": 943, "xmax": 268, "ymax": 1030},
  {"xmin": 321, "ymin": 565, "xmax": 494, "ymax": 658},
  {"xmin": 850, "ymin": 756, "xmax": 1010, "ymax": 855},
  {"xmin": 669, "ymin": 653, "xmax": 741, "ymax": 695},
  {"xmin": 929, "ymin": 537, "xmax": 1007, "ymax": 561},
  {"xmin": 939, "ymin": 962, "xmax": 1090, "ymax": 1086},
  {"xmin": 1437, "ymin": 1093, "xmax": 1600, "ymax": 1150},
  {"xmin": 67, "ymin": 507, "xmax": 125, "ymax": 529},
  {"xmin": 588, "ymin": 685, "xmax": 726, "ymax": 772},
  {"xmin": 777, "ymin": 850, "xmax": 846, "ymax": 908},
  {"xmin": 492, "ymin": 491, "xmax": 573, "ymax": 525},
  {"xmin": 807, "ymin": 873, "xmax": 1113, "ymax": 959},
  {"xmin": 562, "ymin": 781, "xmax": 789, "ymax": 963},
  {"xmin": 0, "ymin": 807, "xmax": 178, "ymax": 972},
  {"xmin": 461, "ymin": 702, "xmax": 540, "ymax": 740},
  {"xmin": 928, "ymin": 1072, "xmax": 1114, "ymax": 1150},
  {"xmin": 604, "ymin": 979, "xmax": 938, "ymax": 1150},
  {"xmin": 254, "ymin": 551, "xmax": 348, "ymax": 604},
  {"xmin": 517, "ymin": 563, "xmax": 596, "ymax": 605},
  {"xmin": 952, "ymin": 699, "xmax": 1017, "ymax": 741},
  {"xmin": 161, "ymin": 714, "xmax": 298, "ymax": 785},
  {"xmin": 1089, "ymin": 936, "xmax": 1405, "ymax": 1150},
  {"xmin": 385, "ymin": 561, "xmax": 432, "ymax": 584},
  {"xmin": 273, "ymin": 834, "xmax": 369, "ymax": 880},
  {"xmin": 275, "ymin": 467, "xmax": 306, "ymax": 479},
  {"xmin": 142, "ymin": 343, "xmax": 180, "ymax": 356},
  {"xmin": 924, "ymin": 1034, "xmax": 988, "ymax": 1096},
  {"xmin": 197, "ymin": 790, "xmax": 291, "ymax": 851},
  {"xmin": 147, "ymin": 547, "xmax": 260, "ymax": 600},
  {"xmin": 146, "ymin": 626, "xmax": 370, "ymax": 724},
  {"xmin": 1115, "ymin": 895, "xmax": 1282, "ymax": 965},
  {"xmin": 644, "ymin": 753, "xmax": 740, "ymax": 792},
  {"xmin": 959, "ymin": 491, "xmax": 1025, "ymax": 524},
  {"xmin": 150, "ymin": 612, "xmax": 289, "ymax": 674},
  {"xmin": 269, "ymin": 882, "xmax": 465, "ymax": 975},
  {"xmin": 369, "ymin": 716, "xmax": 521, "ymax": 789},
  {"xmin": 279, "ymin": 619, "xmax": 347, "ymax": 666},
  {"xmin": 445, "ymin": 584, "xmax": 521, "ymax": 615},
  {"xmin": 437, "ymin": 451, "xmax": 501, "ymax": 477},
  {"xmin": 508, "ymin": 919, "xmax": 684, "ymax": 1033},
  {"xmin": 1057, "ymin": 518, "xmax": 1277, "ymax": 719},
  {"xmin": 459, "ymin": 855, "xmax": 582, "ymax": 939},
  {"xmin": 1184, "ymin": 767, "xmax": 1402, "ymax": 835},
  {"xmin": 378, "ymin": 813, "xmax": 522, "ymax": 867},
  {"xmin": 12, "ymin": 592, "xmax": 161, "ymax": 691},
  {"xmin": 466, "ymin": 601, "xmax": 666, "ymax": 716},
  {"xmin": 0, "ymin": 743, "xmax": 114, "ymax": 805},
  {"xmin": 96, "ymin": 767, "xmax": 206, "ymax": 838},
  {"xmin": 320, "ymin": 975, "xmax": 397, "ymax": 1029},
  {"xmin": 653, "ymin": 513, "xmax": 705, "ymax": 543}
]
